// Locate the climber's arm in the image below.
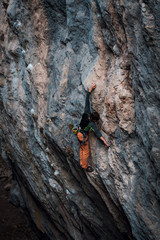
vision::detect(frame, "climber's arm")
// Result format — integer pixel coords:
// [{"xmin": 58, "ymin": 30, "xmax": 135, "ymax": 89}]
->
[
  {"xmin": 84, "ymin": 84, "xmax": 96, "ymax": 114},
  {"xmin": 90, "ymin": 122, "xmax": 110, "ymax": 148},
  {"xmin": 100, "ymin": 136, "xmax": 110, "ymax": 148},
  {"xmin": 84, "ymin": 91, "xmax": 91, "ymax": 114}
]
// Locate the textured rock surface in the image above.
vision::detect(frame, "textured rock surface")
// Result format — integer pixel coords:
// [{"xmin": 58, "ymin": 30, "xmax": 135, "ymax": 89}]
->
[{"xmin": 0, "ymin": 0, "xmax": 160, "ymax": 239}]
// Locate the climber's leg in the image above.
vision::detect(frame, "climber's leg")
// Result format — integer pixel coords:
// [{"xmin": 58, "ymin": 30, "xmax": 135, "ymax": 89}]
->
[{"xmin": 77, "ymin": 132, "xmax": 89, "ymax": 169}]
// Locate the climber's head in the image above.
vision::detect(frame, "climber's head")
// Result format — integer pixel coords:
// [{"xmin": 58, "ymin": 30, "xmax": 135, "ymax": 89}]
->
[{"xmin": 90, "ymin": 111, "xmax": 100, "ymax": 122}]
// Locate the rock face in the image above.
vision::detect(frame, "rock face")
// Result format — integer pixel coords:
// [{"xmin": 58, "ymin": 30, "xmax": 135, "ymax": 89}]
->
[{"xmin": 0, "ymin": 0, "xmax": 160, "ymax": 239}]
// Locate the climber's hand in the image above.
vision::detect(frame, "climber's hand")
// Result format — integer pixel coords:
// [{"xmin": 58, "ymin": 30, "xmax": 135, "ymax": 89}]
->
[
  {"xmin": 105, "ymin": 142, "xmax": 110, "ymax": 148},
  {"xmin": 100, "ymin": 136, "xmax": 110, "ymax": 148},
  {"xmin": 89, "ymin": 84, "xmax": 96, "ymax": 93}
]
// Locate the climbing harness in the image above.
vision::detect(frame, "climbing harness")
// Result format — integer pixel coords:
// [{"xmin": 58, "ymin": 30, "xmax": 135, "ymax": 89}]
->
[
  {"xmin": 72, "ymin": 112, "xmax": 90, "ymax": 144},
  {"xmin": 72, "ymin": 125, "xmax": 88, "ymax": 145},
  {"xmin": 78, "ymin": 129, "xmax": 88, "ymax": 145}
]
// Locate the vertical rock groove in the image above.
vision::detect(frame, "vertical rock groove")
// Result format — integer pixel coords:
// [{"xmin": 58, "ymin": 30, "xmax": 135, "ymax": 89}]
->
[{"xmin": 0, "ymin": 0, "xmax": 160, "ymax": 239}]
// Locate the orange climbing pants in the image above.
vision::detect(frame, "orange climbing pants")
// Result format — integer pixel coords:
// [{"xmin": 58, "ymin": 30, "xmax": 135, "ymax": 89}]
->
[{"xmin": 77, "ymin": 132, "xmax": 89, "ymax": 169}]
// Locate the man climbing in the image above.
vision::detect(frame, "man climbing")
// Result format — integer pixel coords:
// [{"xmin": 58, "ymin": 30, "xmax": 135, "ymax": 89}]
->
[{"xmin": 77, "ymin": 84, "xmax": 109, "ymax": 172}]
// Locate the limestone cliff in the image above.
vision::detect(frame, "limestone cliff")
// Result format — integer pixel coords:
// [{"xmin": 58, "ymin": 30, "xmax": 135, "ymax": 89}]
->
[{"xmin": 0, "ymin": 0, "xmax": 160, "ymax": 239}]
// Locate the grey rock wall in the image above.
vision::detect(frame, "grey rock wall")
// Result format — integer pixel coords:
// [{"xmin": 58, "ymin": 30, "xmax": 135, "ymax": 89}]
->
[{"xmin": 0, "ymin": 0, "xmax": 160, "ymax": 239}]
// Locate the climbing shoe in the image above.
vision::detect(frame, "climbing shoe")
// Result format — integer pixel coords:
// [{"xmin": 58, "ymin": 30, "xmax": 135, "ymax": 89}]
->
[{"xmin": 86, "ymin": 166, "xmax": 93, "ymax": 172}]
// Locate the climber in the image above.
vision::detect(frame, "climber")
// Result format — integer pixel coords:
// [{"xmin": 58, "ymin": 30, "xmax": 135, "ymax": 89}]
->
[{"xmin": 77, "ymin": 84, "xmax": 110, "ymax": 172}]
